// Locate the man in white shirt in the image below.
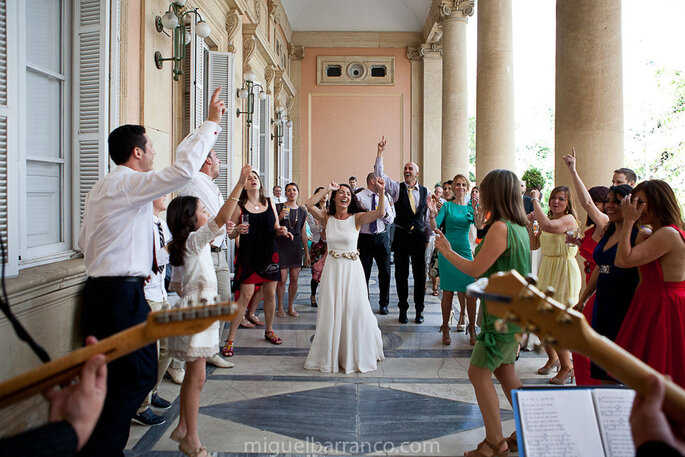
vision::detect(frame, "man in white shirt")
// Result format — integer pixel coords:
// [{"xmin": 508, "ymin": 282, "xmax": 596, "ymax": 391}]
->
[
  {"xmin": 178, "ymin": 149, "xmax": 234, "ymax": 369},
  {"xmin": 272, "ymin": 185, "xmax": 286, "ymax": 204},
  {"xmin": 77, "ymin": 88, "xmax": 226, "ymax": 457},
  {"xmin": 357, "ymin": 172, "xmax": 395, "ymax": 315},
  {"xmin": 133, "ymin": 196, "xmax": 173, "ymax": 427}
]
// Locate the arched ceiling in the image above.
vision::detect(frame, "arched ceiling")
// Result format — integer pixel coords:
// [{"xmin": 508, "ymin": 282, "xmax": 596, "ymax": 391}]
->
[{"xmin": 281, "ymin": 0, "xmax": 432, "ymax": 32}]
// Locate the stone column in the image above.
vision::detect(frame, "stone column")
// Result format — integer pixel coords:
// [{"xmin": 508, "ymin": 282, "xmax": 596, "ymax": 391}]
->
[
  {"xmin": 555, "ymin": 0, "xmax": 623, "ymax": 190},
  {"xmin": 475, "ymin": 0, "xmax": 515, "ymax": 183},
  {"xmin": 440, "ymin": 1, "xmax": 473, "ymax": 182},
  {"xmin": 288, "ymin": 45, "xmax": 304, "ymax": 188}
]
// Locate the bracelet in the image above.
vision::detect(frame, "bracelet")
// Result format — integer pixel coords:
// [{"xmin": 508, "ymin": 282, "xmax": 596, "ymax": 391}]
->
[
  {"xmin": 531, "ymin": 197, "xmax": 540, "ymax": 203},
  {"xmin": 229, "ymin": 197, "xmax": 239, "ymax": 202}
]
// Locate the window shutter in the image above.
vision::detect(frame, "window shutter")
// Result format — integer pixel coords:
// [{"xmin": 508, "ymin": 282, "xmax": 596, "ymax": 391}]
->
[
  {"xmin": 182, "ymin": 20, "xmax": 204, "ymax": 135},
  {"xmin": 73, "ymin": 0, "xmax": 110, "ymax": 238},
  {"xmin": 258, "ymin": 96, "xmax": 269, "ymax": 190},
  {"xmin": 109, "ymin": 0, "xmax": 121, "ymax": 130},
  {"xmin": 250, "ymin": 85, "xmax": 260, "ymax": 170},
  {"xmin": 0, "ymin": 0, "xmax": 8, "ymax": 265},
  {"xmin": 207, "ymin": 51, "xmax": 234, "ymax": 267},
  {"xmin": 283, "ymin": 123, "xmax": 292, "ymax": 184},
  {"xmin": 207, "ymin": 51, "xmax": 233, "ymax": 203}
]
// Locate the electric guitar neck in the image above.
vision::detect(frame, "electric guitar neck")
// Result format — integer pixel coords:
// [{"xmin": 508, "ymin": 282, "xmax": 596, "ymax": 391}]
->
[{"xmin": 0, "ymin": 301, "xmax": 238, "ymax": 409}]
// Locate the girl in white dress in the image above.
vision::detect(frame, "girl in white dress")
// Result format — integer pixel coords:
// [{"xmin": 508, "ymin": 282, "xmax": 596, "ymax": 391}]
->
[
  {"xmin": 166, "ymin": 164, "xmax": 252, "ymax": 457},
  {"xmin": 304, "ymin": 180, "xmax": 387, "ymax": 373}
]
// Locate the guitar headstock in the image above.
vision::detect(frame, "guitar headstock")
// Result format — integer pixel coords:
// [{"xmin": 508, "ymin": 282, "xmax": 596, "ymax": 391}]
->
[
  {"xmin": 144, "ymin": 298, "xmax": 239, "ymax": 340},
  {"xmin": 466, "ymin": 270, "xmax": 594, "ymax": 353}
]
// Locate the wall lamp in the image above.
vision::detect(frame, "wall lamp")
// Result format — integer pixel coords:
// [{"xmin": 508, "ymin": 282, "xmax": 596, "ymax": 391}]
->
[
  {"xmin": 154, "ymin": 0, "xmax": 211, "ymax": 81},
  {"xmin": 271, "ymin": 107, "xmax": 293, "ymax": 145},
  {"xmin": 236, "ymin": 70, "xmax": 267, "ymax": 127}
]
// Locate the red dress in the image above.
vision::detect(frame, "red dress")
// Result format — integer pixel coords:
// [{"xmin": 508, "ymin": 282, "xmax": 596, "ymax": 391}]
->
[
  {"xmin": 614, "ymin": 225, "xmax": 685, "ymax": 387},
  {"xmin": 574, "ymin": 226, "xmax": 601, "ymax": 386}
]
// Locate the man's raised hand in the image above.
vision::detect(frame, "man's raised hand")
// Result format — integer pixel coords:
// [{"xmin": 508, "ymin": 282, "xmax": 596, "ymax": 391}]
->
[
  {"xmin": 208, "ymin": 87, "xmax": 227, "ymax": 124},
  {"xmin": 377, "ymin": 136, "xmax": 387, "ymax": 155}
]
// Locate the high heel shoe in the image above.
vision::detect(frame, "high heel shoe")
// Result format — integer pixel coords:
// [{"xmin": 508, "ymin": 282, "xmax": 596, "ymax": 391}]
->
[
  {"xmin": 537, "ymin": 359, "xmax": 560, "ymax": 375},
  {"xmin": 456, "ymin": 315, "xmax": 467, "ymax": 332},
  {"xmin": 549, "ymin": 368, "xmax": 575, "ymax": 385},
  {"xmin": 221, "ymin": 339, "xmax": 234, "ymax": 357},
  {"xmin": 439, "ymin": 324, "xmax": 451, "ymax": 345},
  {"xmin": 466, "ymin": 325, "xmax": 476, "ymax": 346},
  {"xmin": 464, "ymin": 438, "xmax": 509, "ymax": 457}
]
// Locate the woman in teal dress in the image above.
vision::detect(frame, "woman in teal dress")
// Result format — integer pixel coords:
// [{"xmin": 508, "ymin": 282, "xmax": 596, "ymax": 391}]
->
[
  {"xmin": 434, "ymin": 174, "xmax": 478, "ymax": 345},
  {"xmin": 435, "ymin": 169, "xmax": 531, "ymax": 457}
]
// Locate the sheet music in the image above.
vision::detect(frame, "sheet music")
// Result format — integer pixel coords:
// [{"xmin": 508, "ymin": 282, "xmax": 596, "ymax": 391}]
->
[
  {"xmin": 517, "ymin": 390, "xmax": 605, "ymax": 457},
  {"xmin": 592, "ymin": 389, "xmax": 636, "ymax": 457}
]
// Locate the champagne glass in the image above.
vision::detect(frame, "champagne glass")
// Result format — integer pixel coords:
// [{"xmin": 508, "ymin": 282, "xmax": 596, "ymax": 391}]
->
[{"xmin": 241, "ymin": 214, "xmax": 250, "ymax": 234}]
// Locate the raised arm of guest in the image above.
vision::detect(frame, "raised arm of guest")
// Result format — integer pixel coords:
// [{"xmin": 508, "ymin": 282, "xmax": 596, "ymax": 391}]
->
[
  {"xmin": 306, "ymin": 184, "xmax": 335, "ymax": 224},
  {"xmin": 434, "ymin": 221, "xmax": 509, "ymax": 278},
  {"xmin": 563, "ymin": 147, "xmax": 610, "ymax": 231},
  {"xmin": 373, "ymin": 136, "xmax": 400, "ymax": 201},
  {"xmin": 530, "ymin": 188, "xmax": 577, "ymax": 234}
]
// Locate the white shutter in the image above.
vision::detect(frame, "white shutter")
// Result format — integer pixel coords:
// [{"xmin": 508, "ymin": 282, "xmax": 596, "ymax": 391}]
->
[
  {"xmin": 207, "ymin": 51, "xmax": 234, "ymax": 267},
  {"xmin": 283, "ymin": 122, "xmax": 292, "ymax": 184},
  {"xmin": 207, "ymin": 51, "xmax": 233, "ymax": 202},
  {"xmin": 0, "ymin": 0, "xmax": 8, "ymax": 264},
  {"xmin": 250, "ymin": 85, "xmax": 260, "ymax": 169},
  {"xmin": 183, "ymin": 20, "xmax": 204, "ymax": 134},
  {"xmin": 109, "ymin": 0, "xmax": 120, "ymax": 131},
  {"xmin": 73, "ymin": 0, "xmax": 109, "ymax": 237},
  {"xmin": 258, "ymin": 96, "xmax": 270, "ymax": 190}
]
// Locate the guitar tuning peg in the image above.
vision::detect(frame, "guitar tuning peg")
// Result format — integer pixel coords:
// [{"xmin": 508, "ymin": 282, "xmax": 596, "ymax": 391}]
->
[
  {"xmin": 504, "ymin": 311, "xmax": 521, "ymax": 324},
  {"xmin": 542, "ymin": 335, "xmax": 558, "ymax": 346},
  {"xmin": 536, "ymin": 302, "xmax": 554, "ymax": 314},
  {"xmin": 532, "ymin": 343, "xmax": 544, "ymax": 353},
  {"xmin": 494, "ymin": 319, "xmax": 508, "ymax": 333},
  {"xmin": 213, "ymin": 295, "xmax": 220, "ymax": 304},
  {"xmin": 200, "ymin": 297, "xmax": 208, "ymax": 305},
  {"xmin": 187, "ymin": 298, "xmax": 194, "ymax": 306},
  {"xmin": 525, "ymin": 323, "xmax": 539, "ymax": 333},
  {"xmin": 544, "ymin": 286, "xmax": 556, "ymax": 298},
  {"xmin": 556, "ymin": 312, "xmax": 573, "ymax": 327},
  {"xmin": 525, "ymin": 274, "xmax": 538, "ymax": 286}
]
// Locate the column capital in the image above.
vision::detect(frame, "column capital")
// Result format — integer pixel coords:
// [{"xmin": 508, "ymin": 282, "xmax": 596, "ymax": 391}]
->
[
  {"xmin": 289, "ymin": 44, "xmax": 305, "ymax": 61},
  {"xmin": 407, "ymin": 46, "xmax": 423, "ymax": 61},
  {"xmin": 243, "ymin": 24, "xmax": 257, "ymax": 74},
  {"xmin": 439, "ymin": 0, "xmax": 475, "ymax": 21},
  {"xmin": 421, "ymin": 42, "xmax": 443, "ymax": 58}
]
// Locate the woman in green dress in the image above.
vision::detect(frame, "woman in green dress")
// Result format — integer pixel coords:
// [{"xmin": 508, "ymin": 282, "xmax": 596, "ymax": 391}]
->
[
  {"xmin": 435, "ymin": 169, "xmax": 531, "ymax": 457},
  {"xmin": 434, "ymin": 174, "xmax": 478, "ymax": 345}
]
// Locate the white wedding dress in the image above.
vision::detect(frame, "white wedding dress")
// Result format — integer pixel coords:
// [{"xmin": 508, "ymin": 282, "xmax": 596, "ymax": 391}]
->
[{"xmin": 304, "ymin": 215, "xmax": 385, "ymax": 373}]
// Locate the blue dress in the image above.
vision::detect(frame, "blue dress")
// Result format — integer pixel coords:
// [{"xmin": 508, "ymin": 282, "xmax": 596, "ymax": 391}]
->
[
  {"xmin": 436, "ymin": 202, "xmax": 474, "ymax": 292},
  {"xmin": 590, "ymin": 227, "xmax": 639, "ymax": 380}
]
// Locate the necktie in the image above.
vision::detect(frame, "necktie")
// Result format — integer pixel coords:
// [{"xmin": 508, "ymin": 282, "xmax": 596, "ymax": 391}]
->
[
  {"xmin": 369, "ymin": 193, "xmax": 378, "ymax": 234},
  {"xmin": 407, "ymin": 185, "xmax": 417, "ymax": 214},
  {"xmin": 152, "ymin": 221, "xmax": 164, "ymax": 274}
]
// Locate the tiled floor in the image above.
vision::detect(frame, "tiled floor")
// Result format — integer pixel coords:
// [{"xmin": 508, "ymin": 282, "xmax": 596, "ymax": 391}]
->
[{"xmin": 125, "ymin": 266, "xmax": 555, "ymax": 456}]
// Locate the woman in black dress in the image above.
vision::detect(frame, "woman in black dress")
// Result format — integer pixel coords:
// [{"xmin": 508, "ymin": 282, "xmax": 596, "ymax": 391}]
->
[
  {"xmin": 276, "ymin": 182, "xmax": 310, "ymax": 317},
  {"xmin": 223, "ymin": 171, "xmax": 292, "ymax": 356}
]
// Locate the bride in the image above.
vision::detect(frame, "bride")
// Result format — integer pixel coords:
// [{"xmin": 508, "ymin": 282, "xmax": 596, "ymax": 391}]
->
[{"xmin": 304, "ymin": 180, "xmax": 386, "ymax": 373}]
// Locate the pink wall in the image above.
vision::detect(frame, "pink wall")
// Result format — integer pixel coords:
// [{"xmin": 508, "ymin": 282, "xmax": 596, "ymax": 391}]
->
[{"xmin": 299, "ymin": 48, "xmax": 412, "ymax": 196}]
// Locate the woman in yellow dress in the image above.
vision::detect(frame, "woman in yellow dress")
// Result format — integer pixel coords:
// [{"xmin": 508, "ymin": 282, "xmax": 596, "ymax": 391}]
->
[{"xmin": 529, "ymin": 185, "xmax": 582, "ymax": 385}]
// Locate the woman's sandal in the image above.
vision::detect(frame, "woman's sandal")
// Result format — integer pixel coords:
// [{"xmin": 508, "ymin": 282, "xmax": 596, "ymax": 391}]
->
[
  {"xmin": 276, "ymin": 309, "xmax": 286, "ymax": 318},
  {"xmin": 432, "ymin": 288, "xmax": 439, "ymax": 296},
  {"xmin": 537, "ymin": 359, "xmax": 560, "ymax": 375},
  {"xmin": 221, "ymin": 339, "xmax": 234, "ymax": 357},
  {"xmin": 265, "ymin": 331, "xmax": 283, "ymax": 345},
  {"xmin": 288, "ymin": 309, "xmax": 299, "ymax": 317},
  {"xmin": 310, "ymin": 295, "xmax": 318, "ymax": 307},
  {"xmin": 439, "ymin": 324, "xmax": 451, "ymax": 345},
  {"xmin": 505, "ymin": 431, "xmax": 517, "ymax": 452},
  {"xmin": 466, "ymin": 325, "xmax": 477, "ymax": 346},
  {"xmin": 239, "ymin": 318, "xmax": 255, "ymax": 328},
  {"xmin": 179, "ymin": 441, "xmax": 208, "ymax": 457},
  {"xmin": 246, "ymin": 313, "xmax": 264, "ymax": 326},
  {"xmin": 464, "ymin": 438, "xmax": 509, "ymax": 457}
]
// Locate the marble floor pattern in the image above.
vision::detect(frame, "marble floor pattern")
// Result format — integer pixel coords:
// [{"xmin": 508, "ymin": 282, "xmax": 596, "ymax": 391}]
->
[{"xmin": 125, "ymin": 266, "xmax": 560, "ymax": 456}]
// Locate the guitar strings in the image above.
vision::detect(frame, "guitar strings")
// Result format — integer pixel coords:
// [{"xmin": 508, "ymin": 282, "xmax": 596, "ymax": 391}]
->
[{"xmin": 0, "ymin": 234, "xmax": 51, "ymax": 363}]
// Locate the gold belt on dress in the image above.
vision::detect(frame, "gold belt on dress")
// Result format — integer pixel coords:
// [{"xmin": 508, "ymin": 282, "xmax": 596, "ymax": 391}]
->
[{"xmin": 328, "ymin": 249, "xmax": 360, "ymax": 260}]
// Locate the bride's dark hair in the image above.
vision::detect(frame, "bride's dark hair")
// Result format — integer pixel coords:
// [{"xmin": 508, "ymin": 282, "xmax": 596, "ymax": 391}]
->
[
  {"xmin": 328, "ymin": 183, "xmax": 364, "ymax": 215},
  {"xmin": 166, "ymin": 196, "xmax": 199, "ymax": 266}
]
